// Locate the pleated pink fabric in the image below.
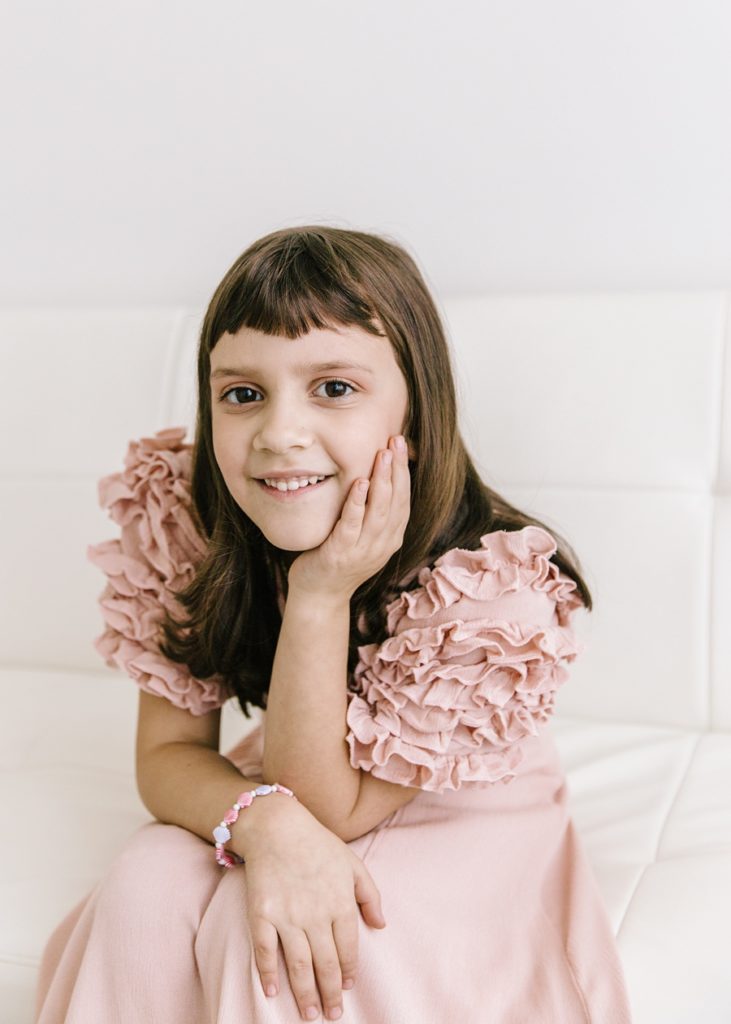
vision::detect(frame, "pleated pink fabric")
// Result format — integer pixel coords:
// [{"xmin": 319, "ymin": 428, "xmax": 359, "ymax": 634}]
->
[{"xmin": 34, "ymin": 428, "xmax": 633, "ymax": 1023}]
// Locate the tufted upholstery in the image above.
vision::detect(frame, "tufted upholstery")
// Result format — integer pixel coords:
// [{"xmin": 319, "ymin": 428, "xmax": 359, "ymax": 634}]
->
[{"xmin": 2, "ymin": 293, "xmax": 730, "ymax": 1022}]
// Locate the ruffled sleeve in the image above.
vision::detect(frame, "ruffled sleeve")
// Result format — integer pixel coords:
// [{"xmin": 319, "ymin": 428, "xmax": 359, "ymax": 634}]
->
[
  {"xmin": 345, "ymin": 525, "xmax": 586, "ymax": 793},
  {"xmin": 87, "ymin": 426, "xmax": 230, "ymax": 716}
]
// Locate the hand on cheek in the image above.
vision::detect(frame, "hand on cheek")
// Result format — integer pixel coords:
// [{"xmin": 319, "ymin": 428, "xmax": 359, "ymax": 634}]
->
[{"xmin": 287, "ymin": 435, "xmax": 411, "ymax": 601}]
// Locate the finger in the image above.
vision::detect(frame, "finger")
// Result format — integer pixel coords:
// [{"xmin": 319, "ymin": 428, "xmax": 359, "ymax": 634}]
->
[
  {"xmin": 352, "ymin": 477, "xmax": 370, "ymax": 506},
  {"xmin": 307, "ymin": 926, "xmax": 345, "ymax": 1020},
  {"xmin": 277, "ymin": 926, "xmax": 322, "ymax": 1022},
  {"xmin": 250, "ymin": 916, "xmax": 281, "ymax": 999},
  {"xmin": 352, "ymin": 858, "xmax": 387, "ymax": 929},
  {"xmin": 333, "ymin": 477, "xmax": 369, "ymax": 539},
  {"xmin": 361, "ymin": 449, "xmax": 393, "ymax": 531},
  {"xmin": 387, "ymin": 435, "xmax": 411, "ymax": 531},
  {"xmin": 332, "ymin": 908, "xmax": 359, "ymax": 992}
]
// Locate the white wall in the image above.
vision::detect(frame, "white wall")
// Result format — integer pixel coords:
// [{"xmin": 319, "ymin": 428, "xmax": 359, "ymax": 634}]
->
[{"xmin": 1, "ymin": 0, "xmax": 730, "ymax": 306}]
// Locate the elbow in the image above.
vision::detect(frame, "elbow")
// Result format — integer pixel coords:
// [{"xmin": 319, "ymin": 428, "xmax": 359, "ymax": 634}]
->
[
  {"xmin": 332, "ymin": 818, "xmax": 361, "ymax": 844},
  {"xmin": 135, "ymin": 756, "xmax": 150, "ymax": 813},
  {"xmin": 328, "ymin": 790, "xmax": 365, "ymax": 844},
  {"xmin": 135, "ymin": 765, "xmax": 157, "ymax": 820},
  {"xmin": 135, "ymin": 746, "xmax": 168, "ymax": 821}
]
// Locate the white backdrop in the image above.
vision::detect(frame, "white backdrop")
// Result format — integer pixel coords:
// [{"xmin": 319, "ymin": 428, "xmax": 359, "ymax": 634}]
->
[{"xmin": 1, "ymin": 0, "xmax": 731, "ymax": 305}]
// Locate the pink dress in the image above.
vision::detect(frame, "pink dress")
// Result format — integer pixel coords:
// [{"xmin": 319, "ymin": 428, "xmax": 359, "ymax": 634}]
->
[{"xmin": 34, "ymin": 427, "xmax": 633, "ymax": 1023}]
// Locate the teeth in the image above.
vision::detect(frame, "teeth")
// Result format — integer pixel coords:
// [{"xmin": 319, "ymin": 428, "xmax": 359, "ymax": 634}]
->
[{"xmin": 263, "ymin": 475, "xmax": 326, "ymax": 491}]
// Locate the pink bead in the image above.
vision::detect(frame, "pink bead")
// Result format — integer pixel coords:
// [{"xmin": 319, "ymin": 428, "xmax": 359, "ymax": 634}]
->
[{"xmin": 214, "ymin": 785, "xmax": 295, "ymax": 869}]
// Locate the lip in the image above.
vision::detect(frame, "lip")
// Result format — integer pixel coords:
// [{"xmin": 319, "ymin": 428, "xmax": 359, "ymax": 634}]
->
[{"xmin": 256, "ymin": 477, "xmax": 330, "ymax": 501}]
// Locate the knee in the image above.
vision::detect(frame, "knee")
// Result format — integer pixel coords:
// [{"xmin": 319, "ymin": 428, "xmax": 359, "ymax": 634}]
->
[{"xmin": 95, "ymin": 821, "xmax": 219, "ymax": 929}]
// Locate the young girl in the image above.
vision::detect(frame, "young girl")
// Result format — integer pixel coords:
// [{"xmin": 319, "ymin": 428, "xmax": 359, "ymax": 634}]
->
[{"xmin": 34, "ymin": 226, "xmax": 632, "ymax": 1023}]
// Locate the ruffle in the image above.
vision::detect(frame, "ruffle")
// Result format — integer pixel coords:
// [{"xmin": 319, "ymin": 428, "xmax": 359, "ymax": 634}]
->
[
  {"xmin": 87, "ymin": 426, "xmax": 229, "ymax": 716},
  {"xmin": 345, "ymin": 525, "xmax": 586, "ymax": 793},
  {"xmin": 385, "ymin": 525, "xmax": 583, "ymax": 633}
]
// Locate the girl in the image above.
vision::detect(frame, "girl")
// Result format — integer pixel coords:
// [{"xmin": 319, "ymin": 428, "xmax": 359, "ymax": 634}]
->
[{"xmin": 34, "ymin": 226, "xmax": 632, "ymax": 1023}]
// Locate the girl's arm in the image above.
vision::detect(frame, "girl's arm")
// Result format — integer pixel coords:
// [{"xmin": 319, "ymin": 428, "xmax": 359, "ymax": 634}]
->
[
  {"xmin": 135, "ymin": 690, "xmax": 295, "ymax": 858},
  {"xmin": 260, "ymin": 588, "xmax": 362, "ymax": 836},
  {"xmin": 261, "ymin": 587, "xmax": 420, "ymax": 841}
]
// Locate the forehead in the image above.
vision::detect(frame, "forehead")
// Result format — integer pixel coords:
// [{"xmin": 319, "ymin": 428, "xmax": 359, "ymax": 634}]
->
[{"xmin": 210, "ymin": 324, "xmax": 400, "ymax": 376}]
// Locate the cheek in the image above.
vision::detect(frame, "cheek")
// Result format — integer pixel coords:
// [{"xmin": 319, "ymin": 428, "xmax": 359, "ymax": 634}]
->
[
  {"xmin": 211, "ymin": 429, "xmax": 239, "ymax": 486},
  {"xmin": 333, "ymin": 430, "xmax": 378, "ymax": 477}
]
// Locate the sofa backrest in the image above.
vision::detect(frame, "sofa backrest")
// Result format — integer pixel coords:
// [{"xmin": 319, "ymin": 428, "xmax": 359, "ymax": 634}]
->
[{"xmin": 2, "ymin": 292, "xmax": 728, "ymax": 731}]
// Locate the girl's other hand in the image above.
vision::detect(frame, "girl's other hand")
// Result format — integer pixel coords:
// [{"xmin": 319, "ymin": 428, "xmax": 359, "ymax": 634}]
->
[
  {"xmin": 287, "ymin": 434, "xmax": 411, "ymax": 601},
  {"xmin": 239, "ymin": 798, "xmax": 386, "ymax": 1021}
]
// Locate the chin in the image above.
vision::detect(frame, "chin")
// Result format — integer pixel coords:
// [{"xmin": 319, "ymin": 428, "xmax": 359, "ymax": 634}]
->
[{"xmin": 259, "ymin": 526, "xmax": 332, "ymax": 553}]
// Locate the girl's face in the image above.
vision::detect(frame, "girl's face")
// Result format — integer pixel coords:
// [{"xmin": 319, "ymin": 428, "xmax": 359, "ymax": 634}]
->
[{"xmin": 210, "ymin": 322, "xmax": 412, "ymax": 559}]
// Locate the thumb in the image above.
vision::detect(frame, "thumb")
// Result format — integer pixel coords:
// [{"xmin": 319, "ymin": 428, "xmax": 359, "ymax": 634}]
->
[{"xmin": 351, "ymin": 858, "xmax": 387, "ymax": 928}]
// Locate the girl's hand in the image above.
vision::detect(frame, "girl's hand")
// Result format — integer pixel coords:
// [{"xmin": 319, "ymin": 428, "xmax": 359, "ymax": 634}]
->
[
  {"xmin": 287, "ymin": 434, "xmax": 411, "ymax": 601},
  {"xmin": 239, "ymin": 798, "xmax": 387, "ymax": 1022}
]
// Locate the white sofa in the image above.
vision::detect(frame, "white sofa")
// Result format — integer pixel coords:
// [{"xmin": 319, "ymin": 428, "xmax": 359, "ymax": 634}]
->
[{"xmin": 2, "ymin": 293, "xmax": 730, "ymax": 1023}]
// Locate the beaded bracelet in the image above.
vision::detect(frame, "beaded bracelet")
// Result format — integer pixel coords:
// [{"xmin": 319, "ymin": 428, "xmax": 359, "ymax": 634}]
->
[{"xmin": 212, "ymin": 783, "xmax": 298, "ymax": 868}]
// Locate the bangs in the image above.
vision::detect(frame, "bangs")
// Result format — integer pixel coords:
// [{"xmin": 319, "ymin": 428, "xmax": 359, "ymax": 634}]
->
[{"xmin": 206, "ymin": 229, "xmax": 389, "ymax": 347}]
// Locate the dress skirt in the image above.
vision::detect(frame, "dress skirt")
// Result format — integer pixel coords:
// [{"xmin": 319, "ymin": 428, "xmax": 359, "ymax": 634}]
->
[{"xmin": 34, "ymin": 723, "xmax": 632, "ymax": 1023}]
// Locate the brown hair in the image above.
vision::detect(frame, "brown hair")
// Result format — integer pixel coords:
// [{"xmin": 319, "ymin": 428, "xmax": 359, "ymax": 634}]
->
[{"xmin": 159, "ymin": 225, "xmax": 593, "ymax": 719}]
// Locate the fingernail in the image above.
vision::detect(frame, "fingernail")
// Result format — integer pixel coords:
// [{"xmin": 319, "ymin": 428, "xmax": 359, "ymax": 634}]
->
[
  {"xmin": 266, "ymin": 984, "xmax": 277, "ymax": 997},
  {"xmin": 394, "ymin": 435, "xmax": 406, "ymax": 452},
  {"xmin": 305, "ymin": 1008, "xmax": 319, "ymax": 1020},
  {"xmin": 343, "ymin": 979, "xmax": 354, "ymax": 990},
  {"xmin": 382, "ymin": 450, "xmax": 392, "ymax": 465}
]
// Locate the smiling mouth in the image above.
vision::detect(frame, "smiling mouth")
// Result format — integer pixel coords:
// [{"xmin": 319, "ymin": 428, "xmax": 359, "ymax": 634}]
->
[{"xmin": 256, "ymin": 477, "xmax": 330, "ymax": 498}]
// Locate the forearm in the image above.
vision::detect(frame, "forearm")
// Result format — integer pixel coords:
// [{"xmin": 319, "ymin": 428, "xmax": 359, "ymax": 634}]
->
[
  {"xmin": 137, "ymin": 741, "xmax": 295, "ymax": 861},
  {"xmin": 261, "ymin": 587, "xmax": 362, "ymax": 835}
]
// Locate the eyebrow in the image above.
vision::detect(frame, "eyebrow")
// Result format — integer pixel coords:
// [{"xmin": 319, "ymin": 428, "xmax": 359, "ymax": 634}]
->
[{"xmin": 210, "ymin": 360, "xmax": 374, "ymax": 380}]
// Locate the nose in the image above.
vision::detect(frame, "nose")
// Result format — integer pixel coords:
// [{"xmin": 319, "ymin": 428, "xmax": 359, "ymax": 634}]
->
[{"xmin": 252, "ymin": 392, "xmax": 313, "ymax": 453}]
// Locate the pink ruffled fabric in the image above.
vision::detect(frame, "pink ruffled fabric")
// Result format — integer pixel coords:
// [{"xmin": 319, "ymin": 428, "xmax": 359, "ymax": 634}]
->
[
  {"xmin": 345, "ymin": 526, "xmax": 586, "ymax": 793},
  {"xmin": 87, "ymin": 426, "xmax": 229, "ymax": 716}
]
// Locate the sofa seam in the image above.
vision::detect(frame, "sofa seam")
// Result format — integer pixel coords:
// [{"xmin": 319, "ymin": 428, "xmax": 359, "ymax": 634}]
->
[{"xmin": 615, "ymin": 731, "xmax": 702, "ymax": 939}]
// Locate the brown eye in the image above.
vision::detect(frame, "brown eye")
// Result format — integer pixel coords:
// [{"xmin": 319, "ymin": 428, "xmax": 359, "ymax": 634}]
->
[
  {"xmin": 317, "ymin": 380, "xmax": 354, "ymax": 399},
  {"xmin": 221, "ymin": 386, "xmax": 260, "ymax": 405}
]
